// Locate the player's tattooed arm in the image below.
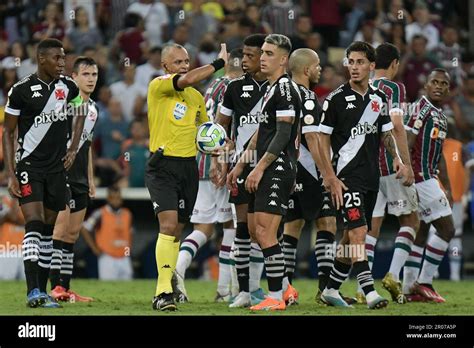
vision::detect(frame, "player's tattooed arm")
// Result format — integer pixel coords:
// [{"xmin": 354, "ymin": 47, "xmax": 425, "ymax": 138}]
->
[
  {"xmin": 382, "ymin": 130, "xmax": 413, "ymax": 185},
  {"xmin": 381, "ymin": 130, "xmax": 401, "ymax": 160}
]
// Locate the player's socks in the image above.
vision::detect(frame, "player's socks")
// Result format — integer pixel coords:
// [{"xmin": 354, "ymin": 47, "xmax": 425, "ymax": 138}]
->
[
  {"xmin": 262, "ymin": 243, "xmax": 285, "ymax": 300},
  {"xmin": 60, "ymin": 242, "xmax": 74, "ymax": 290},
  {"xmin": 365, "ymin": 234, "xmax": 377, "ymax": 270},
  {"xmin": 217, "ymin": 228, "xmax": 236, "ymax": 295},
  {"xmin": 315, "ymin": 231, "xmax": 335, "ymax": 292},
  {"xmin": 49, "ymin": 239, "xmax": 63, "ymax": 289},
  {"xmin": 38, "ymin": 224, "xmax": 54, "ymax": 293},
  {"xmin": 402, "ymin": 245, "xmax": 423, "ymax": 294},
  {"xmin": 282, "ymin": 234, "xmax": 298, "ymax": 283},
  {"xmin": 448, "ymin": 237, "xmax": 462, "ymax": 281},
  {"xmin": 229, "ymin": 242, "xmax": 239, "ymax": 297},
  {"xmin": 388, "ymin": 226, "xmax": 416, "ymax": 281},
  {"xmin": 353, "ymin": 260, "xmax": 376, "ymax": 297},
  {"xmin": 23, "ymin": 221, "xmax": 43, "ymax": 295},
  {"xmin": 325, "ymin": 259, "xmax": 351, "ymax": 291},
  {"xmin": 176, "ymin": 229, "xmax": 207, "ymax": 278},
  {"xmin": 155, "ymin": 233, "xmax": 176, "ymax": 295},
  {"xmin": 417, "ymin": 234, "xmax": 449, "ymax": 285},
  {"xmin": 234, "ymin": 222, "xmax": 251, "ymax": 292},
  {"xmin": 249, "ymin": 242, "xmax": 264, "ymax": 292}
]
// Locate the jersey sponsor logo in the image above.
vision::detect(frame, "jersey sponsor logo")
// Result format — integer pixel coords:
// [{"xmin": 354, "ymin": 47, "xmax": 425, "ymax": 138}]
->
[
  {"xmin": 430, "ymin": 128, "xmax": 446, "ymax": 140},
  {"xmin": 34, "ymin": 111, "xmax": 67, "ymax": 128},
  {"xmin": 242, "ymin": 85, "xmax": 254, "ymax": 91},
  {"xmin": 350, "ymin": 122, "xmax": 378, "ymax": 139},
  {"xmin": 30, "ymin": 84, "xmax": 42, "ymax": 91},
  {"xmin": 239, "ymin": 112, "xmax": 268, "ymax": 126},
  {"xmin": 347, "ymin": 207, "xmax": 361, "ymax": 221},
  {"xmin": 55, "ymin": 89, "xmax": 65, "ymax": 100},
  {"xmin": 345, "ymin": 95, "xmax": 356, "ymax": 101},
  {"xmin": 371, "ymin": 100, "xmax": 380, "ymax": 112},
  {"xmin": 241, "ymin": 92, "xmax": 251, "ymax": 98},
  {"xmin": 279, "ymin": 80, "xmax": 292, "ymax": 101},
  {"xmin": 346, "ymin": 102, "xmax": 356, "ymax": 109},
  {"xmin": 20, "ymin": 184, "xmax": 32, "ymax": 197},
  {"xmin": 173, "ymin": 102, "xmax": 187, "ymax": 120},
  {"xmin": 32, "ymin": 91, "xmax": 42, "ymax": 98}
]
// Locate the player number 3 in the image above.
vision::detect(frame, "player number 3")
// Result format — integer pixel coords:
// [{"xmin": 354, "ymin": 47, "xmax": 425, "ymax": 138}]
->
[{"xmin": 20, "ymin": 171, "xmax": 29, "ymax": 185}]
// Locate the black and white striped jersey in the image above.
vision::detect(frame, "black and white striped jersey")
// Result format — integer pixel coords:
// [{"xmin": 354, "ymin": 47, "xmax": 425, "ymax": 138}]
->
[
  {"xmin": 5, "ymin": 73, "xmax": 82, "ymax": 173},
  {"xmin": 219, "ymin": 73, "xmax": 269, "ymax": 162},
  {"xmin": 318, "ymin": 82, "xmax": 393, "ymax": 192}
]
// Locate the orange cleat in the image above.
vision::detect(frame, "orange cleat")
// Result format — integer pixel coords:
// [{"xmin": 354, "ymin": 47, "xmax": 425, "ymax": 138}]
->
[
  {"xmin": 51, "ymin": 286, "xmax": 70, "ymax": 301},
  {"xmin": 250, "ymin": 296, "xmax": 286, "ymax": 311},
  {"xmin": 283, "ymin": 284, "xmax": 299, "ymax": 306},
  {"xmin": 67, "ymin": 289, "xmax": 94, "ymax": 302}
]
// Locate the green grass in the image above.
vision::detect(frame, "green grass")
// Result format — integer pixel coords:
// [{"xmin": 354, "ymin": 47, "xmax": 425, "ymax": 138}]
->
[{"xmin": 1, "ymin": 279, "xmax": 473, "ymax": 315}]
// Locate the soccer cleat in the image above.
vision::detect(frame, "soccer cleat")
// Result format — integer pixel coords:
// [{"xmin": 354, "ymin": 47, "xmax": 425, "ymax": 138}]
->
[
  {"xmin": 355, "ymin": 292, "xmax": 366, "ymax": 304},
  {"xmin": 250, "ymin": 288, "xmax": 266, "ymax": 305},
  {"xmin": 321, "ymin": 289, "xmax": 353, "ymax": 308},
  {"xmin": 405, "ymin": 293, "xmax": 429, "ymax": 302},
  {"xmin": 382, "ymin": 273, "xmax": 407, "ymax": 304},
  {"xmin": 411, "ymin": 282, "xmax": 446, "ymax": 303},
  {"xmin": 316, "ymin": 290, "xmax": 357, "ymax": 306},
  {"xmin": 171, "ymin": 271, "xmax": 189, "ymax": 303},
  {"xmin": 152, "ymin": 292, "xmax": 177, "ymax": 311},
  {"xmin": 67, "ymin": 289, "xmax": 94, "ymax": 302},
  {"xmin": 229, "ymin": 291, "xmax": 250, "ymax": 308},
  {"xmin": 39, "ymin": 294, "xmax": 62, "ymax": 308},
  {"xmin": 367, "ymin": 295, "xmax": 389, "ymax": 309},
  {"xmin": 283, "ymin": 284, "xmax": 299, "ymax": 306},
  {"xmin": 250, "ymin": 296, "xmax": 286, "ymax": 311},
  {"xmin": 26, "ymin": 288, "xmax": 48, "ymax": 308},
  {"xmin": 214, "ymin": 291, "xmax": 231, "ymax": 303},
  {"xmin": 50, "ymin": 285, "xmax": 70, "ymax": 301}
]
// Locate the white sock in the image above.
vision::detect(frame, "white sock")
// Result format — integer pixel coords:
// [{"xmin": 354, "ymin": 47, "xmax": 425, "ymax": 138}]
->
[
  {"xmin": 217, "ymin": 228, "xmax": 236, "ymax": 294},
  {"xmin": 403, "ymin": 244, "xmax": 423, "ymax": 294},
  {"xmin": 389, "ymin": 226, "xmax": 416, "ymax": 281},
  {"xmin": 282, "ymin": 276, "xmax": 290, "ymax": 292},
  {"xmin": 268, "ymin": 290, "xmax": 283, "ymax": 300},
  {"xmin": 249, "ymin": 242, "xmax": 264, "ymax": 292},
  {"xmin": 365, "ymin": 290, "xmax": 379, "ymax": 303},
  {"xmin": 449, "ymin": 237, "xmax": 462, "ymax": 281},
  {"xmin": 418, "ymin": 234, "xmax": 449, "ymax": 285},
  {"xmin": 176, "ymin": 229, "xmax": 208, "ymax": 278},
  {"xmin": 357, "ymin": 234, "xmax": 377, "ymax": 294},
  {"xmin": 229, "ymin": 242, "xmax": 239, "ymax": 296}
]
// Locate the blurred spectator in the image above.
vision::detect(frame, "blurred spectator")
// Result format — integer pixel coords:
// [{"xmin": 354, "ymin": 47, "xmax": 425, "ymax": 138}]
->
[
  {"xmin": 311, "ymin": 0, "xmax": 342, "ymax": 48},
  {"xmin": 32, "ymin": 2, "xmax": 65, "ymax": 41},
  {"xmin": 121, "ymin": 120, "xmax": 149, "ymax": 188},
  {"xmin": 98, "ymin": 0, "xmax": 130, "ymax": 41},
  {"xmin": 95, "ymin": 85, "xmax": 112, "ymax": 121},
  {"xmin": 0, "ymin": 57, "xmax": 19, "ymax": 105},
  {"xmin": 305, "ymin": 32, "xmax": 328, "ymax": 66},
  {"xmin": 245, "ymin": 3, "xmax": 272, "ymax": 35},
  {"xmin": 183, "ymin": 1, "xmax": 225, "ymax": 20},
  {"xmin": 178, "ymin": 0, "xmax": 218, "ymax": 48},
  {"xmin": 127, "ymin": 0, "xmax": 169, "ymax": 48},
  {"xmin": 0, "ymin": 35, "xmax": 8, "ymax": 61},
  {"xmin": 290, "ymin": 14, "xmax": 313, "ymax": 51},
  {"xmin": 354, "ymin": 20, "xmax": 384, "ymax": 48},
  {"xmin": 338, "ymin": 0, "xmax": 366, "ymax": 48},
  {"xmin": 1, "ymin": 1, "xmax": 26, "ymax": 44},
  {"xmin": 225, "ymin": 17, "xmax": 253, "ymax": 52},
  {"xmin": 63, "ymin": 0, "xmax": 97, "ymax": 31},
  {"xmin": 135, "ymin": 46, "xmax": 164, "ymax": 93},
  {"xmin": 16, "ymin": 40, "xmax": 38, "ymax": 79},
  {"xmin": 454, "ymin": 74, "xmax": 474, "ymax": 140},
  {"xmin": 196, "ymin": 34, "xmax": 219, "ymax": 67},
  {"xmin": 387, "ymin": 22, "xmax": 408, "ymax": 57},
  {"xmin": 111, "ymin": 12, "xmax": 146, "ymax": 65},
  {"xmin": 81, "ymin": 186, "xmax": 133, "ymax": 280},
  {"xmin": 166, "ymin": 23, "xmax": 198, "ymax": 67},
  {"xmin": 376, "ymin": 0, "xmax": 412, "ymax": 38},
  {"xmin": 405, "ymin": 0, "xmax": 439, "ymax": 51},
  {"xmin": 64, "ymin": 6, "xmax": 103, "ymax": 54},
  {"xmin": 261, "ymin": 0, "xmax": 303, "ymax": 37},
  {"xmin": 313, "ymin": 63, "xmax": 344, "ymax": 102},
  {"xmin": 110, "ymin": 63, "xmax": 146, "ymax": 123},
  {"xmin": 399, "ymin": 34, "xmax": 440, "ymax": 101}
]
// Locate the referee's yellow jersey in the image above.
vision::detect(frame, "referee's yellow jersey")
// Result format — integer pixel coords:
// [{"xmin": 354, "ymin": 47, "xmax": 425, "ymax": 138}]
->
[{"xmin": 147, "ymin": 74, "xmax": 208, "ymax": 157}]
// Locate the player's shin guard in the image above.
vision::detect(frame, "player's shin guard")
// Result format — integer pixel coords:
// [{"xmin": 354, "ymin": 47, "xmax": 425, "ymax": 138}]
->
[
  {"xmin": 315, "ymin": 231, "xmax": 335, "ymax": 292},
  {"xmin": 282, "ymin": 235, "xmax": 298, "ymax": 284},
  {"xmin": 22, "ymin": 221, "xmax": 43, "ymax": 295},
  {"xmin": 403, "ymin": 245, "xmax": 423, "ymax": 294},
  {"xmin": 249, "ymin": 242, "xmax": 264, "ymax": 292},
  {"xmin": 38, "ymin": 224, "xmax": 54, "ymax": 293},
  {"xmin": 325, "ymin": 259, "xmax": 351, "ymax": 291},
  {"xmin": 176, "ymin": 229, "xmax": 207, "ymax": 278},
  {"xmin": 234, "ymin": 222, "xmax": 251, "ymax": 292},
  {"xmin": 155, "ymin": 233, "xmax": 177, "ymax": 295},
  {"xmin": 417, "ymin": 234, "xmax": 449, "ymax": 285},
  {"xmin": 388, "ymin": 226, "xmax": 416, "ymax": 281},
  {"xmin": 365, "ymin": 235, "xmax": 377, "ymax": 270},
  {"xmin": 262, "ymin": 243, "xmax": 285, "ymax": 300},
  {"xmin": 49, "ymin": 239, "xmax": 63, "ymax": 290},
  {"xmin": 60, "ymin": 242, "xmax": 74, "ymax": 290},
  {"xmin": 217, "ymin": 228, "xmax": 236, "ymax": 295},
  {"xmin": 353, "ymin": 261, "xmax": 376, "ymax": 296}
]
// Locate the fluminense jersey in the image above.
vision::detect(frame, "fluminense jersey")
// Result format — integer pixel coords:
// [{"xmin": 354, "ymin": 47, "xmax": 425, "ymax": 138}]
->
[
  {"xmin": 5, "ymin": 73, "xmax": 82, "ymax": 172},
  {"xmin": 257, "ymin": 74, "xmax": 301, "ymax": 165},
  {"xmin": 220, "ymin": 73, "xmax": 269, "ymax": 162},
  {"xmin": 405, "ymin": 95, "xmax": 448, "ymax": 183},
  {"xmin": 297, "ymin": 83, "xmax": 322, "ymax": 182},
  {"xmin": 197, "ymin": 76, "xmax": 231, "ymax": 179},
  {"xmin": 318, "ymin": 82, "xmax": 393, "ymax": 192},
  {"xmin": 373, "ymin": 77, "xmax": 407, "ymax": 176},
  {"xmin": 67, "ymin": 99, "xmax": 99, "ymax": 189}
]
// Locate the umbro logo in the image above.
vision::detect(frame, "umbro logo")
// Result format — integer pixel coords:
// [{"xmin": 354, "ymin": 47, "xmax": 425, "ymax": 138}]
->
[
  {"xmin": 346, "ymin": 103, "xmax": 356, "ymax": 109},
  {"xmin": 241, "ymin": 92, "xmax": 251, "ymax": 98},
  {"xmin": 275, "ymin": 165, "xmax": 284, "ymax": 171},
  {"xmin": 271, "ymin": 184, "xmax": 279, "ymax": 189},
  {"xmin": 268, "ymin": 200, "xmax": 277, "ymax": 206},
  {"xmin": 32, "ymin": 91, "xmax": 42, "ymax": 98}
]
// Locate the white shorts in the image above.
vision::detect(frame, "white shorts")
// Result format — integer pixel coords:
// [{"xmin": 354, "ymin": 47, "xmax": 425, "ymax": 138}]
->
[
  {"xmin": 372, "ymin": 174, "xmax": 418, "ymax": 218},
  {"xmin": 98, "ymin": 254, "xmax": 133, "ymax": 280},
  {"xmin": 191, "ymin": 180, "xmax": 234, "ymax": 224},
  {"xmin": 416, "ymin": 178, "xmax": 452, "ymax": 223}
]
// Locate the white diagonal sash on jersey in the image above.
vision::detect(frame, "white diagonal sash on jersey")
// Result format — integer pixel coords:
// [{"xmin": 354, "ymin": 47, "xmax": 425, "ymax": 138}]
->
[
  {"xmin": 68, "ymin": 103, "xmax": 97, "ymax": 150},
  {"xmin": 234, "ymin": 96, "xmax": 265, "ymax": 161},
  {"xmin": 21, "ymin": 83, "xmax": 70, "ymax": 160},
  {"xmin": 298, "ymin": 144, "xmax": 318, "ymax": 180},
  {"xmin": 336, "ymin": 95, "xmax": 382, "ymax": 175}
]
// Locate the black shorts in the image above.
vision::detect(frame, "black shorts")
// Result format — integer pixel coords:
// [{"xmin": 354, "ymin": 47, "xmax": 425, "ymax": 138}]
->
[
  {"xmin": 339, "ymin": 188, "xmax": 377, "ymax": 230},
  {"xmin": 254, "ymin": 160, "xmax": 296, "ymax": 216},
  {"xmin": 229, "ymin": 163, "xmax": 253, "ymax": 206},
  {"xmin": 318, "ymin": 189, "xmax": 336, "ymax": 219},
  {"xmin": 16, "ymin": 168, "xmax": 67, "ymax": 212},
  {"xmin": 67, "ymin": 183, "xmax": 89, "ymax": 213},
  {"xmin": 145, "ymin": 154, "xmax": 199, "ymax": 223}
]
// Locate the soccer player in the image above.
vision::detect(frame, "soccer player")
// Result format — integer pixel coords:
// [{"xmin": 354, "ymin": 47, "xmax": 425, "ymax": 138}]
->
[
  {"xmin": 3, "ymin": 38, "xmax": 86, "ymax": 308},
  {"xmin": 318, "ymin": 41, "xmax": 409, "ymax": 309},
  {"xmin": 213, "ymin": 34, "xmax": 269, "ymax": 308},
  {"xmin": 48, "ymin": 56, "xmax": 99, "ymax": 302},
  {"xmin": 228, "ymin": 34, "xmax": 302, "ymax": 311},
  {"xmin": 356, "ymin": 43, "xmax": 418, "ymax": 304},
  {"xmin": 402, "ymin": 69, "xmax": 455, "ymax": 302},
  {"xmin": 172, "ymin": 48, "xmax": 244, "ymax": 302},
  {"xmin": 147, "ymin": 43, "xmax": 227, "ymax": 311}
]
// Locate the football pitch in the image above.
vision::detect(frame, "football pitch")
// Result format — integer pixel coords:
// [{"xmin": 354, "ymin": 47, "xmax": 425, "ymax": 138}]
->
[{"xmin": 1, "ymin": 279, "xmax": 473, "ymax": 316}]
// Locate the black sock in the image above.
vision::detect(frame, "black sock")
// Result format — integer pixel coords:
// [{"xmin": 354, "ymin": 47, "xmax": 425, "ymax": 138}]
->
[
  {"xmin": 49, "ymin": 239, "xmax": 63, "ymax": 289},
  {"xmin": 282, "ymin": 234, "xmax": 298, "ymax": 284},
  {"xmin": 60, "ymin": 242, "xmax": 74, "ymax": 290},
  {"xmin": 262, "ymin": 243, "xmax": 285, "ymax": 293},
  {"xmin": 38, "ymin": 224, "xmax": 54, "ymax": 293},
  {"xmin": 353, "ymin": 260, "xmax": 375, "ymax": 296},
  {"xmin": 234, "ymin": 222, "xmax": 250, "ymax": 292},
  {"xmin": 315, "ymin": 231, "xmax": 335, "ymax": 292},
  {"xmin": 326, "ymin": 258, "xmax": 351, "ymax": 291},
  {"xmin": 23, "ymin": 221, "xmax": 43, "ymax": 295}
]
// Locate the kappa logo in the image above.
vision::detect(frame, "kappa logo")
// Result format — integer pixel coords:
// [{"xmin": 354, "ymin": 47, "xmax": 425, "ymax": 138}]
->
[
  {"xmin": 275, "ymin": 165, "xmax": 284, "ymax": 171},
  {"xmin": 153, "ymin": 202, "xmax": 159, "ymax": 210},
  {"xmin": 269, "ymin": 192, "xmax": 278, "ymax": 198},
  {"xmin": 268, "ymin": 200, "xmax": 277, "ymax": 206},
  {"xmin": 346, "ymin": 102, "xmax": 356, "ymax": 110},
  {"xmin": 32, "ymin": 91, "xmax": 42, "ymax": 98},
  {"xmin": 271, "ymin": 184, "xmax": 279, "ymax": 189},
  {"xmin": 276, "ymin": 157, "xmax": 284, "ymax": 163},
  {"xmin": 241, "ymin": 91, "xmax": 251, "ymax": 98}
]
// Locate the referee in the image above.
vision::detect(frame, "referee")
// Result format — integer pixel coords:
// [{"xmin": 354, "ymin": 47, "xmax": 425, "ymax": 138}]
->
[{"xmin": 146, "ymin": 43, "xmax": 227, "ymax": 311}]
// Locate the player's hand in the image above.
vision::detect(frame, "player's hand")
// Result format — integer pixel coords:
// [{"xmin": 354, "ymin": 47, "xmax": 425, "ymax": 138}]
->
[
  {"xmin": 323, "ymin": 175, "xmax": 347, "ymax": 210},
  {"xmin": 227, "ymin": 163, "xmax": 244, "ymax": 191},
  {"xmin": 245, "ymin": 167, "xmax": 264, "ymax": 193},
  {"xmin": 218, "ymin": 43, "xmax": 228, "ymax": 65},
  {"xmin": 89, "ymin": 183, "xmax": 96, "ymax": 198},
  {"xmin": 7, "ymin": 175, "xmax": 22, "ymax": 198},
  {"xmin": 63, "ymin": 149, "xmax": 77, "ymax": 171},
  {"xmin": 210, "ymin": 137, "xmax": 234, "ymax": 157},
  {"xmin": 393, "ymin": 157, "xmax": 414, "ymax": 186}
]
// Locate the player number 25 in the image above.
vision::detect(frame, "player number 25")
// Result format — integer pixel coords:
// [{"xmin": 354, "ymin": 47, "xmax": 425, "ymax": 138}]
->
[{"xmin": 344, "ymin": 192, "xmax": 361, "ymax": 207}]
